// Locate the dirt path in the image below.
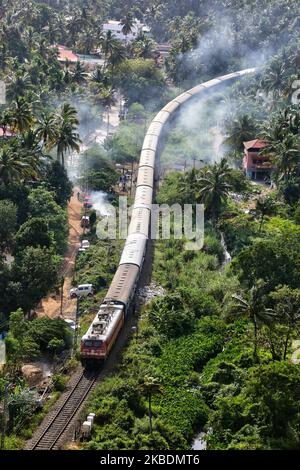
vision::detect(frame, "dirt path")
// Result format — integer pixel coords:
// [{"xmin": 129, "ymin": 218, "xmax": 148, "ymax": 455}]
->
[{"xmin": 36, "ymin": 188, "xmax": 83, "ymax": 320}]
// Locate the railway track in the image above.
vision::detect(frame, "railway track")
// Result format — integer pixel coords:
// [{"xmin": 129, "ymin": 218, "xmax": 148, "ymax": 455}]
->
[{"xmin": 28, "ymin": 369, "xmax": 98, "ymax": 450}]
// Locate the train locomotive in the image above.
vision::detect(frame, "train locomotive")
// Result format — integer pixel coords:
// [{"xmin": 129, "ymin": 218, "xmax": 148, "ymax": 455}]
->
[{"xmin": 80, "ymin": 68, "xmax": 256, "ymax": 367}]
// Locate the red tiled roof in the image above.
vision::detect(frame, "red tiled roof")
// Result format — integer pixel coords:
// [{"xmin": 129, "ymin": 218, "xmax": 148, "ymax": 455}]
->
[
  {"xmin": 57, "ymin": 45, "xmax": 79, "ymax": 63},
  {"xmin": 243, "ymin": 139, "xmax": 266, "ymax": 150}
]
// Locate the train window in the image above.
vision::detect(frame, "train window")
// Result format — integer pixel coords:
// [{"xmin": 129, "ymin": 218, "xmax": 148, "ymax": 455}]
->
[{"xmin": 84, "ymin": 340, "xmax": 103, "ymax": 348}]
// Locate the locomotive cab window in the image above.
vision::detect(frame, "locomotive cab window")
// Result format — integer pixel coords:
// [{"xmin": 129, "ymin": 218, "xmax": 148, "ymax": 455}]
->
[{"xmin": 84, "ymin": 340, "xmax": 102, "ymax": 348}]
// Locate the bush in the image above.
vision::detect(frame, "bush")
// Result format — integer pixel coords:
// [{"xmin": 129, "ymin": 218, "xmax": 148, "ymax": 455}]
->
[
  {"xmin": 294, "ymin": 200, "xmax": 300, "ymax": 225},
  {"xmin": 149, "ymin": 293, "xmax": 195, "ymax": 338},
  {"xmin": 52, "ymin": 374, "xmax": 68, "ymax": 392}
]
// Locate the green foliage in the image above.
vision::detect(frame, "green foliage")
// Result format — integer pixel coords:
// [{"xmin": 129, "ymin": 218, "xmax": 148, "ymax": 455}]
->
[
  {"xmin": 149, "ymin": 294, "xmax": 194, "ymax": 338},
  {"xmin": 293, "ymin": 200, "xmax": 300, "ymax": 225},
  {"xmin": 52, "ymin": 374, "xmax": 68, "ymax": 391},
  {"xmin": 221, "ymin": 214, "xmax": 258, "ymax": 255},
  {"xmin": 45, "ymin": 160, "xmax": 73, "ymax": 206},
  {"xmin": 6, "ymin": 309, "xmax": 71, "ymax": 363},
  {"xmin": 227, "ymin": 169, "xmax": 252, "ymax": 194},
  {"xmin": 207, "ymin": 362, "xmax": 300, "ymax": 450},
  {"xmin": 232, "ymin": 234, "xmax": 300, "ymax": 292},
  {"xmin": 281, "ymin": 177, "xmax": 300, "ymax": 206},
  {"xmin": 105, "ymin": 121, "xmax": 145, "ymax": 164},
  {"xmin": 11, "ymin": 246, "xmax": 60, "ymax": 312},
  {"xmin": 0, "ymin": 199, "xmax": 17, "ymax": 251},
  {"xmin": 14, "ymin": 217, "xmax": 52, "ymax": 253},
  {"xmin": 115, "ymin": 59, "xmax": 166, "ymax": 106},
  {"xmin": 27, "ymin": 187, "xmax": 68, "ymax": 253},
  {"xmin": 80, "ymin": 144, "xmax": 118, "ymax": 192}
]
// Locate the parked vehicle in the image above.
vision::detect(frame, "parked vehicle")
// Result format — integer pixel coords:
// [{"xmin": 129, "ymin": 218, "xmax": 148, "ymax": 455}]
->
[
  {"xmin": 83, "ymin": 196, "xmax": 93, "ymax": 209},
  {"xmin": 81, "ymin": 240, "xmax": 90, "ymax": 249},
  {"xmin": 70, "ymin": 284, "xmax": 94, "ymax": 299},
  {"xmin": 81, "ymin": 216, "xmax": 90, "ymax": 228}
]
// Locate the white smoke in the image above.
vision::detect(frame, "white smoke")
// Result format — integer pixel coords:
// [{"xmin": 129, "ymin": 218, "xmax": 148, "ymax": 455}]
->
[{"xmin": 89, "ymin": 191, "xmax": 113, "ymax": 216}]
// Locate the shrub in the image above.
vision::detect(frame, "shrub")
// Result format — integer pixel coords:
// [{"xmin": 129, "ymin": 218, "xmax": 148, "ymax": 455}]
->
[{"xmin": 52, "ymin": 374, "xmax": 68, "ymax": 392}]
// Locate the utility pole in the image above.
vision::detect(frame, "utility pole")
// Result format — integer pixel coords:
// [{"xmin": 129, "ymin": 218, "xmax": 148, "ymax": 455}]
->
[
  {"xmin": 73, "ymin": 297, "xmax": 80, "ymax": 357},
  {"xmin": 74, "ymin": 254, "xmax": 77, "ymax": 285},
  {"xmin": 130, "ymin": 159, "xmax": 134, "ymax": 196},
  {"xmin": 106, "ymin": 105, "xmax": 110, "ymax": 137},
  {"xmin": 60, "ymin": 277, "xmax": 64, "ymax": 317}
]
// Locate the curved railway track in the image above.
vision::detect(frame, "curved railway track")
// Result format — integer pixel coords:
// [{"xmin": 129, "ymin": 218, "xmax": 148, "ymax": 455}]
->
[
  {"xmin": 27, "ymin": 67, "xmax": 256, "ymax": 451},
  {"xmin": 28, "ymin": 369, "xmax": 98, "ymax": 450}
]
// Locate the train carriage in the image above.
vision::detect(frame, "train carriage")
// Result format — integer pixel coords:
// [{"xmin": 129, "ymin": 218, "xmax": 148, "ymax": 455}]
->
[
  {"xmin": 139, "ymin": 149, "xmax": 156, "ymax": 168},
  {"xmin": 134, "ymin": 185, "xmax": 153, "ymax": 210},
  {"xmin": 80, "ymin": 68, "xmax": 256, "ymax": 367},
  {"xmin": 128, "ymin": 207, "xmax": 151, "ymax": 238},
  {"xmin": 136, "ymin": 166, "xmax": 154, "ymax": 188},
  {"xmin": 142, "ymin": 133, "xmax": 159, "ymax": 152}
]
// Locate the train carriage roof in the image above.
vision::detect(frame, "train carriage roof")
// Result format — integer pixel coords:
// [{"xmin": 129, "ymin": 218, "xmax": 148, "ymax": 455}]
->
[{"xmin": 104, "ymin": 263, "xmax": 140, "ymax": 306}]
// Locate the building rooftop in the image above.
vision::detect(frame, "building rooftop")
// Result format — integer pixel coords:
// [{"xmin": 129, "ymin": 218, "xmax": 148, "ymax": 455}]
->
[
  {"xmin": 56, "ymin": 45, "xmax": 79, "ymax": 63},
  {"xmin": 243, "ymin": 139, "xmax": 266, "ymax": 150}
]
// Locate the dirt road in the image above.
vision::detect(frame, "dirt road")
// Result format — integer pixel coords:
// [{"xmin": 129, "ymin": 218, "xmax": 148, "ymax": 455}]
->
[{"xmin": 36, "ymin": 188, "xmax": 83, "ymax": 320}]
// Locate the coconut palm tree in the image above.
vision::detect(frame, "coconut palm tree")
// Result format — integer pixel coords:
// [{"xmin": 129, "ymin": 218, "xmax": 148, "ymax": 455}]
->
[
  {"xmin": 178, "ymin": 167, "xmax": 199, "ymax": 203},
  {"xmin": 223, "ymin": 114, "xmax": 258, "ymax": 153},
  {"xmin": 10, "ymin": 97, "xmax": 34, "ymax": 133},
  {"xmin": 132, "ymin": 33, "xmax": 156, "ymax": 59},
  {"xmin": 0, "ymin": 109, "xmax": 13, "ymax": 136},
  {"xmin": 232, "ymin": 282, "xmax": 276, "ymax": 362},
  {"xmin": 0, "ymin": 145, "xmax": 37, "ymax": 185},
  {"xmin": 35, "ymin": 112, "xmax": 57, "ymax": 148},
  {"xmin": 140, "ymin": 375, "xmax": 162, "ymax": 434},
  {"xmin": 99, "ymin": 30, "xmax": 116, "ymax": 67},
  {"xmin": 120, "ymin": 13, "xmax": 134, "ymax": 43},
  {"xmin": 256, "ymin": 196, "xmax": 276, "ymax": 233},
  {"xmin": 261, "ymin": 59, "xmax": 288, "ymax": 101},
  {"xmin": 263, "ymin": 135, "xmax": 299, "ymax": 181},
  {"xmin": 108, "ymin": 44, "xmax": 126, "ymax": 85},
  {"xmin": 91, "ymin": 65, "xmax": 107, "ymax": 85},
  {"xmin": 270, "ymin": 286, "xmax": 300, "ymax": 360},
  {"xmin": 196, "ymin": 158, "xmax": 232, "ymax": 225},
  {"xmin": 95, "ymin": 86, "xmax": 115, "ymax": 108},
  {"xmin": 72, "ymin": 61, "xmax": 87, "ymax": 85},
  {"xmin": 6, "ymin": 72, "xmax": 32, "ymax": 101},
  {"xmin": 52, "ymin": 103, "xmax": 81, "ymax": 167}
]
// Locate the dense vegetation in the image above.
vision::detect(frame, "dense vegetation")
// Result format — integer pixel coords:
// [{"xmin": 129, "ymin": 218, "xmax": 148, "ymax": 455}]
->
[
  {"xmin": 86, "ymin": 156, "xmax": 300, "ymax": 450},
  {"xmin": 1, "ymin": 0, "xmax": 300, "ymax": 453}
]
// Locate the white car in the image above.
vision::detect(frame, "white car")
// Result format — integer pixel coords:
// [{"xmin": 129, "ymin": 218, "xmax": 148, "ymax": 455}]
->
[
  {"xmin": 70, "ymin": 284, "xmax": 94, "ymax": 299},
  {"xmin": 81, "ymin": 240, "xmax": 90, "ymax": 249}
]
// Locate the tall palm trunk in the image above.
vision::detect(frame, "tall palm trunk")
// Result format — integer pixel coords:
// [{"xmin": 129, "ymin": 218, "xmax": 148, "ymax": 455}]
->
[
  {"xmin": 283, "ymin": 327, "xmax": 292, "ymax": 360},
  {"xmin": 148, "ymin": 393, "xmax": 153, "ymax": 434},
  {"xmin": 259, "ymin": 214, "xmax": 265, "ymax": 233},
  {"xmin": 253, "ymin": 319, "xmax": 259, "ymax": 363}
]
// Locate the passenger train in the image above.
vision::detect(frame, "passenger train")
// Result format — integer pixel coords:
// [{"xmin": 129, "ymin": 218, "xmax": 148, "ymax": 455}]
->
[{"xmin": 80, "ymin": 68, "xmax": 255, "ymax": 367}]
